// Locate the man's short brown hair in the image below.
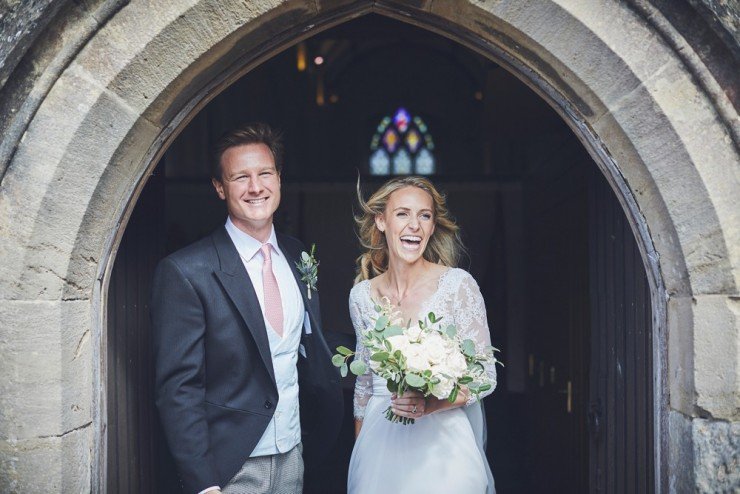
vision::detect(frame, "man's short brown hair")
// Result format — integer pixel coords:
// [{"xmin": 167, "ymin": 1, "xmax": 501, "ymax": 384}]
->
[{"xmin": 210, "ymin": 122, "xmax": 284, "ymax": 180}]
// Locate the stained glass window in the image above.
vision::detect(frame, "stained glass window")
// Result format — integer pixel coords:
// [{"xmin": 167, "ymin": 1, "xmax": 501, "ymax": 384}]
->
[{"xmin": 369, "ymin": 108, "xmax": 436, "ymax": 175}]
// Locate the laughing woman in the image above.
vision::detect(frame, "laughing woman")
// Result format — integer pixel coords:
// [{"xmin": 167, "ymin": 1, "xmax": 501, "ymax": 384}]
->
[{"xmin": 347, "ymin": 176, "xmax": 496, "ymax": 494}]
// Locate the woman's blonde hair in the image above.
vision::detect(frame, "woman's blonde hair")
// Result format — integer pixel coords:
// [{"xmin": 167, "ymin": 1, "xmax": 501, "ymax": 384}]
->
[{"xmin": 354, "ymin": 176, "xmax": 464, "ymax": 283}]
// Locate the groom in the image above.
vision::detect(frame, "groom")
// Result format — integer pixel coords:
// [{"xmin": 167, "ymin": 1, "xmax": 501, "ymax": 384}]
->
[{"xmin": 151, "ymin": 123, "xmax": 342, "ymax": 493}]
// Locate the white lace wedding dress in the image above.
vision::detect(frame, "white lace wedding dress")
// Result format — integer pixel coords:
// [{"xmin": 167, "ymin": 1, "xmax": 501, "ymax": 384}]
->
[{"xmin": 347, "ymin": 268, "xmax": 496, "ymax": 494}]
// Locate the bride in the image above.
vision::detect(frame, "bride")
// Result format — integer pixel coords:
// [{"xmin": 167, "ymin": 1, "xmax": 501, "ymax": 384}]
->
[{"xmin": 347, "ymin": 176, "xmax": 496, "ymax": 494}]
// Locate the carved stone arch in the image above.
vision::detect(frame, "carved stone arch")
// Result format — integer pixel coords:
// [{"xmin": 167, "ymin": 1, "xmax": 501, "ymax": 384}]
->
[{"xmin": 0, "ymin": 0, "xmax": 736, "ymax": 491}]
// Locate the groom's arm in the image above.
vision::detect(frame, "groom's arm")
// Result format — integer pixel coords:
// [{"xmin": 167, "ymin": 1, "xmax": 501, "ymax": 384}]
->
[{"xmin": 151, "ymin": 257, "xmax": 220, "ymax": 493}]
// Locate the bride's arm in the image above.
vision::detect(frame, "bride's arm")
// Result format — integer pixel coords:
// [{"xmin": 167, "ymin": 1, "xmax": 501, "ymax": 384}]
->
[
  {"xmin": 455, "ymin": 272, "xmax": 497, "ymax": 404},
  {"xmin": 350, "ymin": 290, "xmax": 373, "ymax": 438}
]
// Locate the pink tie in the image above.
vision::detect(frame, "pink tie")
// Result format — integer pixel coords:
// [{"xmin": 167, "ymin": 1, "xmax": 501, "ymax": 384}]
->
[{"xmin": 260, "ymin": 243, "xmax": 284, "ymax": 337}]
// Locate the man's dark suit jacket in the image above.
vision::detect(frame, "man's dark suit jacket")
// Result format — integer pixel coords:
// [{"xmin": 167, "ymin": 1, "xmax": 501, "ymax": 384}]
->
[{"xmin": 151, "ymin": 227, "xmax": 343, "ymax": 493}]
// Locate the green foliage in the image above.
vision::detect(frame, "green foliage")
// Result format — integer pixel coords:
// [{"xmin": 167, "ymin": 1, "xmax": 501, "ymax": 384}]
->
[
  {"xmin": 405, "ymin": 373, "xmax": 425, "ymax": 387},
  {"xmin": 461, "ymin": 339, "xmax": 476, "ymax": 357},
  {"xmin": 370, "ymin": 352, "xmax": 389, "ymax": 362},
  {"xmin": 350, "ymin": 360, "xmax": 367, "ymax": 376}
]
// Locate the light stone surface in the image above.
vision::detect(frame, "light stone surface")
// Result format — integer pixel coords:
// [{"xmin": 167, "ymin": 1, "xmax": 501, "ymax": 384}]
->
[
  {"xmin": 0, "ymin": 424, "xmax": 92, "ymax": 492},
  {"xmin": 0, "ymin": 300, "xmax": 92, "ymax": 441},
  {"xmin": 668, "ymin": 296, "xmax": 696, "ymax": 417},
  {"xmin": 693, "ymin": 295, "xmax": 740, "ymax": 420}
]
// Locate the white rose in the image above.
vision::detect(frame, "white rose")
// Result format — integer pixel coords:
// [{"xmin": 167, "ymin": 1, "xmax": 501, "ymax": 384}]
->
[
  {"xmin": 405, "ymin": 344, "xmax": 431, "ymax": 372},
  {"xmin": 405, "ymin": 324, "xmax": 423, "ymax": 342},
  {"xmin": 444, "ymin": 351, "xmax": 468, "ymax": 378},
  {"xmin": 387, "ymin": 334, "xmax": 410, "ymax": 353},
  {"xmin": 430, "ymin": 375, "xmax": 455, "ymax": 399},
  {"xmin": 422, "ymin": 333, "xmax": 449, "ymax": 365}
]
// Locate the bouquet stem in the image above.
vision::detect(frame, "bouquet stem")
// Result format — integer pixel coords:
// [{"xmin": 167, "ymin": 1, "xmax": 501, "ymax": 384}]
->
[{"xmin": 384, "ymin": 406, "xmax": 415, "ymax": 425}]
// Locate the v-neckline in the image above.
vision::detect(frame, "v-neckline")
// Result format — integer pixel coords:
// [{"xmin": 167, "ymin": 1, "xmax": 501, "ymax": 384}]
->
[{"xmin": 365, "ymin": 267, "xmax": 453, "ymax": 324}]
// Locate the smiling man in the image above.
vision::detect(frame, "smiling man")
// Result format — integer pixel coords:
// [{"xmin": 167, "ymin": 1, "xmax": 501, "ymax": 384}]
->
[{"xmin": 151, "ymin": 123, "xmax": 342, "ymax": 494}]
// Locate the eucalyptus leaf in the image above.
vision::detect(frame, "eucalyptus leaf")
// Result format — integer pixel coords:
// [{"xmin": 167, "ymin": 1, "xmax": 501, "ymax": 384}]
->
[
  {"xmin": 458, "ymin": 376, "xmax": 473, "ymax": 384},
  {"xmin": 478, "ymin": 383, "xmax": 492, "ymax": 392},
  {"xmin": 405, "ymin": 373, "xmax": 425, "ymax": 388},
  {"xmin": 382, "ymin": 325, "xmax": 403, "ymax": 338},
  {"xmin": 445, "ymin": 325, "xmax": 457, "ymax": 338},
  {"xmin": 370, "ymin": 352, "xmax": 390, "ymax": 362},
  {"xmin": 301, "ymin": 252, "xmax": 310, "ymax": 262},
  {"xmin": 350, "ymin": 360, "xmax": 367, "ymax": 376},
  {"xmin": 336, "ymin": 346, "xmax": 353, "ymax": 356},
  {"xmin": 375, "ymin": 315, "xmax": 390, "ymax": 331},
  {"xmin": 428, "ymin": 312, "xmax": 436, "ymax": 323},
  {"xmin": 386, "ymin": 380, "xmax": 398, "ymax": 393},
  {"xmin": 461, "ymin": 339, "xmax": 476, "ymax": 357},
  {"xmin": 448, "ymin": 385, "xmax": 459, "ymax": 403},
  {"xmin": 331, "ymin": 354, "xmax": 345, "ymax": 367},
  {"xmin": 340, "ymin": 363, "xmax": 348, "ymax": 377}
]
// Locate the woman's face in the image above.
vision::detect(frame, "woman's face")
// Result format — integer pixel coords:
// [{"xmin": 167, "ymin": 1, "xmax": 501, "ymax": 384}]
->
[{"xmin": 376, "ymin": 186, "xmax": 436, "ymax": 266}]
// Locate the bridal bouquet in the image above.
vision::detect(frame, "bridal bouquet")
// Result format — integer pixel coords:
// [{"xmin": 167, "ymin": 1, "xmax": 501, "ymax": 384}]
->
[{"xmin": 334, "ymin": 298, "xmax": 499, "ymax": 424}]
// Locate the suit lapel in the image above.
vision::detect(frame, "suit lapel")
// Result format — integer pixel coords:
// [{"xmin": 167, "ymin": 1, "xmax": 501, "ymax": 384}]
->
[{"xmin": 211, "ymin": 228, "xmax": 276, "ymax": 385}]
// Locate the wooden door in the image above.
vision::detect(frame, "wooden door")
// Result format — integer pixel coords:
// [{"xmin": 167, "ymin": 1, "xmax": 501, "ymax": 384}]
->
[
  {"xmin": 588, "ymin": 170, "xmax": 654, "ymax": 493},
  {"xmin": 107, "ymin": 170, "xmax": 181, "ymax": 493},
  {"xmin": 524, "ymin": 165, "xmax": 590, "ymax": 493}
]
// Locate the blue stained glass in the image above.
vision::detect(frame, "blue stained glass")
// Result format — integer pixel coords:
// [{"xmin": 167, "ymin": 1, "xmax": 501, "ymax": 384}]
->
[
  {"xmin": 394, "ymin": 108, "xmax": 411, "ymax": 133},
  {"xmin": 415, "ymin": 148, "xmax": 435, "ymax": 174},
  {"xmin": 370, "ymin": 149, "xmax": 390, "ymax": 175},
  {"xmin": 393, "ymin": 149, "xmax": 412, "ymax": 174}
]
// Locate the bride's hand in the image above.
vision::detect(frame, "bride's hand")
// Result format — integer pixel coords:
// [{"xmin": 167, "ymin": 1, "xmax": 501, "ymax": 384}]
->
[{"xmin": 390, "ymin": 390, "xmax": 427, "ymax": 419}]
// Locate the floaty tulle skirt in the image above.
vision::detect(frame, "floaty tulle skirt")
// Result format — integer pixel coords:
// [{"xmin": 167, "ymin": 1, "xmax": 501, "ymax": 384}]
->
[{"xmin": 347, "ymin": 379, "xmax": 494, "ymax": 494}]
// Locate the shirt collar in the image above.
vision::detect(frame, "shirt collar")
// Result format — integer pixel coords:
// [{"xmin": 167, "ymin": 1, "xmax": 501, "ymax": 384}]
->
[{"xmin": 225, "ymin": 217, "xmax": 281, "ymax": 262}]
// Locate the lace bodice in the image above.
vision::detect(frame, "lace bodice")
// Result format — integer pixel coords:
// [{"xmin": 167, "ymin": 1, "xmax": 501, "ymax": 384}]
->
[{"xmin": 349, "ymin": 268, "xmax": 497, "ymax": 419}]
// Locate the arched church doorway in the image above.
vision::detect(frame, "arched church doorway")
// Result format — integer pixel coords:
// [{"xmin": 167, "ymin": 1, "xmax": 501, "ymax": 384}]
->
[{"xmin": 107, "ymin": 13, "xmax": 656, "ymax": 494}]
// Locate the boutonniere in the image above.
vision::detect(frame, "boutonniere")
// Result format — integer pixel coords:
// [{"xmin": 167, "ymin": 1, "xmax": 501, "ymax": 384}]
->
[{"xmin": 296, "ymin": 243, "xmax": 319, "ymax": 299}]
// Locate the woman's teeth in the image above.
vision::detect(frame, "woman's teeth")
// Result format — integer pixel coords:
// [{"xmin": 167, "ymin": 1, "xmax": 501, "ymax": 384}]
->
[{"xmin": 400, "ymin": 235, "xmax": 422, "ymax": 249}]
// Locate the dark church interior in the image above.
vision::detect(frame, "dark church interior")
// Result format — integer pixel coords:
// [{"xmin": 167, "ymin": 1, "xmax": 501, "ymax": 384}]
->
[{"xmin": 108, "ymin": 14, "xmax": 654, "ymax": 493}]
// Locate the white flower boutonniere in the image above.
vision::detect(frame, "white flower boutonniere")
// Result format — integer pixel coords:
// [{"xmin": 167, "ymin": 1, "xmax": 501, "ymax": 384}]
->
[{"xmin": 296, "ymin": 243, "xmax": 319, "ymax": 299}]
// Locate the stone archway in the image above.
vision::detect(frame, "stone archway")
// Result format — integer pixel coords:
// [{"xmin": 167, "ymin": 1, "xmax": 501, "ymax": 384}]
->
[{"xmin": 0, "ymin": 1, "xmax": 737, "ymax": 491}]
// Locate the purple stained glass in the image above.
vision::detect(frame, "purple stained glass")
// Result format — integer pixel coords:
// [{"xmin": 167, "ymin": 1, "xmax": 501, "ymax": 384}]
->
[
  {"xmin": 383, "ymin": 129, "xmax": 400, "ymax": 153},
  {"xmin": 394, "ymin": 108, "xmax": 410, "ymax": 133}
]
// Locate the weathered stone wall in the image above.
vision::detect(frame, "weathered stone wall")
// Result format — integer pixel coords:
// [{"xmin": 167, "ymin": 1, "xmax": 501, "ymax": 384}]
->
[{"xmin": 0, "ymin": 0, "xmax": 737, "ymax": 492}]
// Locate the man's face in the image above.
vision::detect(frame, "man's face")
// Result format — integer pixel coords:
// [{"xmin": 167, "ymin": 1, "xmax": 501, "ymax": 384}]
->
[{"xmin": 212, "ymin": 143, "xmax": 281, "ymax": 240}]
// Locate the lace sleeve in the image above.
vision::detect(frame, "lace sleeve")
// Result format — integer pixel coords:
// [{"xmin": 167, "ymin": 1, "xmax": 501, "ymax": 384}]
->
[
  {"xmin": 350, "ymin": 285, "xmax": 373, "ymax": 419},
  {"xmin": 453, "ymin": 271, "xmax": 497, "ymax": 405}
]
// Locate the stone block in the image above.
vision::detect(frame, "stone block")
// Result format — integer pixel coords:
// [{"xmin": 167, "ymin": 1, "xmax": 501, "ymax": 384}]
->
[
  {"xmin": 693, "ymin": 417, "xmax": 740, "ymax": 492},
  {"xmin": 0, "ymin": 300, "xmax": 92, "ymax": 441},
  {"xmin": 668, "ymin": 296, "xmax": 696, "ymax": 415},
  {"xmin": 0, "ymin": 423, "xmax": 92, "ymax": 492},
  {"xmin": 693, "ymin": 295, "xmax": 739, "ymax": 420},
  {"xmin": 668, "ymin": 410, "xmax": 695, "ymax": 492}
]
